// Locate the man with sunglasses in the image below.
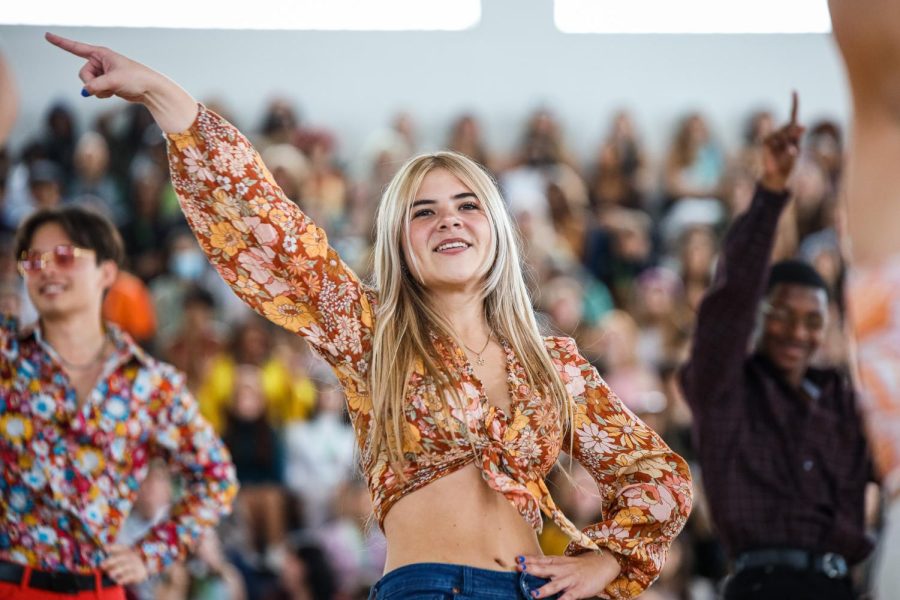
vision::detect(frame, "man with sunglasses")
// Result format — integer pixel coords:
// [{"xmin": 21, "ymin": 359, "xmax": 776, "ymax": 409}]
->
[
  {"xmin": 1, "ymin": 204, "xmax": 237, "ymax": 599},
  {"xmin": 680, "ymin": 96, "xmax": 874, "ymax": 600}
]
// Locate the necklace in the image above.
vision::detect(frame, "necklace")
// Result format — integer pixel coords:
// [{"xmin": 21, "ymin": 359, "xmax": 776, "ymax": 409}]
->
[
  {"xmin": 50, "ymin": 334, "xmax": 109, "ymax": 370},
  {"xmin": 462, "ymin": 331, "xmax": 492, "ymax": 366}
]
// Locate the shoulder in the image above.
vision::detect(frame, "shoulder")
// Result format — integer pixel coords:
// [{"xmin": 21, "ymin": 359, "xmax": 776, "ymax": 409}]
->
[
  {"xmin": 542, "ymin": 335, "xmax": 596, "ymax": 380},
  {"xmin": 543, "ymin": 335, "xmax": 577, "ymax": 355},
  {"xmin": 542, "ymin": 335, "xmax": 588, "ymax": 366}
]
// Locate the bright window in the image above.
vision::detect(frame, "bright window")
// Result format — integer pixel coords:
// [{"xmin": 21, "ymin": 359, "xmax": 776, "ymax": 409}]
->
[
  {"xmin": 555, "ymin": 0, "xmax": 832, "ymax": 34},
  {"xmin": 2, "ymin": 0, "xmax": 481, "ymax": 31}
]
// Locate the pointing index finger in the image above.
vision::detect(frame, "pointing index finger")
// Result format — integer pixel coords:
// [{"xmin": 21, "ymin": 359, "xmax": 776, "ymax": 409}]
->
[
  {"xmin": 45, "ymin": 32, "xmax": 101, "ymax": 59},
  {"xmin": 789, "ymin": 90, "xmax": 799, "ymax": 126}
]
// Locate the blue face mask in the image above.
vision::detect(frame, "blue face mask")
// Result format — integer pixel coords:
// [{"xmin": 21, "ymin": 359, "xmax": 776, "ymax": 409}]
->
[{"xmin": 169, "ymin": 250, "xmax": 206, "ymax": 281}]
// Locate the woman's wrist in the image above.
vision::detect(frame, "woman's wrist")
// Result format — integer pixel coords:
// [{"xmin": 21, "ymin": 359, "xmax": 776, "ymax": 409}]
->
[{"xmin": 143, "ymin": 71, "xmax": 198, "ymax": 134}]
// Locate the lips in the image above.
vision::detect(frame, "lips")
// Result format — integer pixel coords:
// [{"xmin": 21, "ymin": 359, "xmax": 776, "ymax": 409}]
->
[
  {"xmin": 38, "ymin": 282, "xmax": 67, "ymax": 295},
  {"xmin": 433, "ymin": 238, "xmax": 471, "ymax": 253}
]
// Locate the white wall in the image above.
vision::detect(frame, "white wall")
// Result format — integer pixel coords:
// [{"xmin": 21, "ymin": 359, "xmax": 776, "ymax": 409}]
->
[{"xmin": 0, "ymin": 0, "xmax": 851, "ymax": 170}]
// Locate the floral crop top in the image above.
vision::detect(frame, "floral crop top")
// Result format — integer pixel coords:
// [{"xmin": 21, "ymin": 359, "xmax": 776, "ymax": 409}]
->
[{"xmin": 166, "ymin": 106, "xmax": 692, "ymax": 598}]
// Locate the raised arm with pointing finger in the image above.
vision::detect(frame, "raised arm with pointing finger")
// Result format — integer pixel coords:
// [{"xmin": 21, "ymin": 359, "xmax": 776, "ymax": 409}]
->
[{"xmin": 680, "ymin": 94, "xmax": 874, "ymax": 600}]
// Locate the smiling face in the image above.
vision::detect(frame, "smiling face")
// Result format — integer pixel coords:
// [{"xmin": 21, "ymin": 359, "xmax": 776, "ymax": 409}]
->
[
  {"xmin": 22, "ymin": 222, "xmax": 116, "ymax": 322},
  {"xmin": 758, "ymin": 283, "xmax": 829, "ymax": 384},
  {"xmin": 402, "ymin": 168, "xmax": 494, "ymax": 294}
]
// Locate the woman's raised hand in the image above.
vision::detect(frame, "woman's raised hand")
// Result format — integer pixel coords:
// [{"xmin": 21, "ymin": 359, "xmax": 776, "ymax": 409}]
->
[{"xmin": 46, "ymin": 32, "xmax": 198, "ymax": 133}]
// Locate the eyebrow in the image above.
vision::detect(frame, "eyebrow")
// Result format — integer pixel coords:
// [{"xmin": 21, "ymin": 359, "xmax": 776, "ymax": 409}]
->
[{"xmin": 412, "ymin": 192, "xmax": 478, "ymax": 207}]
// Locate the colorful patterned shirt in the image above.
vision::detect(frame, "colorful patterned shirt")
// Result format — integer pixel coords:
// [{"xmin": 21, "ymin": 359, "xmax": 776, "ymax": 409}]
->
[
  {"xmin": 0, "ymin": 318, "xmax": 238, "ymax": 575},
  {"xmin": 166, "ymin": 106, "xmax": 692, "ymax": 598}
]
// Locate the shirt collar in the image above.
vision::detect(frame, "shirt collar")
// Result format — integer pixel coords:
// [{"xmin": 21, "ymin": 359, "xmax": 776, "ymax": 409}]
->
[{"xmin": 26, "ymin": 319, "xmax": 154, "ymax": 369}]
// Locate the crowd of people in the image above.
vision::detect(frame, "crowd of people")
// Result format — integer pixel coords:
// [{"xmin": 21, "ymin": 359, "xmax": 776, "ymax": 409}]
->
[{"xmin": 0, "ymin": 88, "xmax": 865, "ymax": 600}]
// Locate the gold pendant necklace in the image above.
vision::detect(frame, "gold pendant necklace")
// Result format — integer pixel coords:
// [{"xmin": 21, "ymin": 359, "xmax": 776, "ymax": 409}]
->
[{"xmin": 462, "ymin": 331, "xmax": 492, "ymax": 367}]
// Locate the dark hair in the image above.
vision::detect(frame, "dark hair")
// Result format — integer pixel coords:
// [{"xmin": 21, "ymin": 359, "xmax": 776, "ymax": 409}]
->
[
  {"xmin": 287, "ymin": 538, "xmax": 336, "ymax": 600},
  {"xmin": 14, "ymin": 205, "xmax": 124, "ymax": 267},
  {"xmin": 766, "ymin": 259, "xmax": 829, "ymax": 296},
  {"xmin": 182, "ymin": 284, "xmax": 216, "ymax": 310}
]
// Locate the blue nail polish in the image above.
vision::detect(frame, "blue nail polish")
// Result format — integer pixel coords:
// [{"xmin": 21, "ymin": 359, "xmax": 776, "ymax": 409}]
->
[
  {"xmin": 516, "ymin": 555, "xmax": 525, "ymax": 563},
  {"xmin": 531, "ymin": 591, "xmax": 539, "ymax": 598},
  {"xmin": 81, "ymin": 87, "xmax": 90, "ymax": 97}
]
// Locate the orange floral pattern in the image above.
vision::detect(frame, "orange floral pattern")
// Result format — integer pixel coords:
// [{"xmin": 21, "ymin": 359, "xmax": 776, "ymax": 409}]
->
[
  {"xmin": 849, "ymin": 256, "xmax": 900, "ymax": 498},
  {"xmin": 166, "ymin": 106, "xmax": 692, "ymax": 598}
]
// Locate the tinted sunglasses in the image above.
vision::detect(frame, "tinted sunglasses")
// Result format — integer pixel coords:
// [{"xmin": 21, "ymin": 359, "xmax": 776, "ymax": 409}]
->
[{"xmin": 17, "ymin": 244, "xmax": 94, "ymax": 274}]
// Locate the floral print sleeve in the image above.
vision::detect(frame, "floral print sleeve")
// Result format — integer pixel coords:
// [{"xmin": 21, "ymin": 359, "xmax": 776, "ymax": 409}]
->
[
  {"xmin": 165, "ymin": 106, "xmax": 374, "ymax": 379},
  {"xmin": 136, "ymin": 365, "xmax": 238, "ymax": 574},
  {"xmin": 553, "ymin": 338, "xmax": 693, "ymax": 599}
]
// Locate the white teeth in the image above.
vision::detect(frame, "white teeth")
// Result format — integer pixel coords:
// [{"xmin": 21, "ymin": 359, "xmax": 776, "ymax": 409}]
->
[
  {"xmin": 41, "ymin": 284, "xmax": 64, "ymax": 294},
  {"xmin": 435, "ymin": 241, "xmax": 469, "ymax": 252}
]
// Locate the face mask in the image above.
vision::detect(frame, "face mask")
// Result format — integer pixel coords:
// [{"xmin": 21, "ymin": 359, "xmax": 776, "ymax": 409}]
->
[{"xmin": 169, "ymin": 250, "xmax": 206, "ymax": 281}]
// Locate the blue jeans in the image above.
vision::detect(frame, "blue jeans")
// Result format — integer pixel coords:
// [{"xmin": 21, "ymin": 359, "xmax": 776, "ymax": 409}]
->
[{"xmin": 368, "ymin": 562, "xmax": 559, "ymax": 599}]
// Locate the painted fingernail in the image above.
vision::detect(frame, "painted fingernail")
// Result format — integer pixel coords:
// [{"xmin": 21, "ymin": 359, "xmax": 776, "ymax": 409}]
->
[
  {"xmin": 516, "ymin": 555, "xmax": 525, "ymax": 563},
  {"xmin": 531, "ymin": 591, "xmax": 539, "ymax": 598},
  {"xmin": 81, "ymin": 87, "xmax": 91, "ymax": 97}
]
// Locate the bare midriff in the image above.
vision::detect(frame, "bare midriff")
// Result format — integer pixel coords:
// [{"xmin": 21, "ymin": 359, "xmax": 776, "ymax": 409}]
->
[{"xmin": 381, "ymin": 462, "xmax": 543, "ymax": 574}]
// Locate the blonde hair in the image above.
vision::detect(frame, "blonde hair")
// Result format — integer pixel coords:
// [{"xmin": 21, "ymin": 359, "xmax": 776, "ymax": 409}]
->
[{"xmin": 369, "ymin": 151, "xmax": 572, "ymax": 473}]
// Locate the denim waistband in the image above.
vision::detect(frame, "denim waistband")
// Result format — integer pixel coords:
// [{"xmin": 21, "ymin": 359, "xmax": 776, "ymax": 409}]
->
[{"xmin": 370, "ymin": 562, "xmax": 557, "ymax": 599}]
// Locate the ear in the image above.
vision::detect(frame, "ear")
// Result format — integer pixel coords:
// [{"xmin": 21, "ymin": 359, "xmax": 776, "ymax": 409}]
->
[{"xmin": 99, "ymin": 260, "xmax": 119, "ymax": 292}]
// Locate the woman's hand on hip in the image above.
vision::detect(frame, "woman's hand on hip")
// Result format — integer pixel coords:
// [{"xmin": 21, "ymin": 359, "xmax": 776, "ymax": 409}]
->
[{"xmin": 517, "ymin": 551, "xmax": 621, "ymax": 599}]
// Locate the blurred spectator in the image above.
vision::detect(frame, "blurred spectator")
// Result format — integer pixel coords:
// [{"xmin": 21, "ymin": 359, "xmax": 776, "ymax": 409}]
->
[
  {"xmin": 296, "ymin": 129, "xmax": 348, "ymax": 230},
  {"xmin": 28, "ymin": 158, "xmax": 64, "ymax": 211},
  {"xmin": 93, "ymin": 102, "xmax": 157, "ymax": 185},
  {"xmin": 317, "ymin": 478, "xmax": 387, "ymax": 597},
  {"xmin": 676, "ymin": 225, "xmax": 717, "ymax": 313},
  {"xmin": 102, "ymin": 269, "xmax": 158, "ymax": 345},
  {"xmin": 806, "ymin": 120, "xmax": 843, "ymax": 189},
  {"xmin": 261, "ymin": 144, "xmax": 310, "ymax": 208},
  {"xmin": 595, "ymin": 310, "xmax": 667, "ymax": 426},
  {"xmin": 223, "ymin": 364, "xmax": 288, "ymax": 561},
  {"xmin": 501, "ymin": 109, "xmax": 588, "ymax": 227},
  {"xmin": 258, "ymin": 98, "xmax": 302, "ymax": 152},
  {"xmin": 663, "ymin": 113, "xmax": 725, "ymax": 210},
  {"xmin": 151, "ymin": 228, "xmax": 227, "ymax": 342},
  {"xmin": 42, "ymin": 102, "xmax": 78, "ymax": 184},
  {"xmin": 583, "ymin": 207, "xmax": 654, "ymax": 305},
  {"xmin": 266, "ymin": 536, "xmax": 337, "ymax": 600},
  {"xmin": 733, "ymin": 109, "xmax": 775, "ymax": 181},
  {"xmin": 198, "ymin": 317, "xmax": 316, "ymax": 433},
  {"xmin": 632, "ymin": 267, "xmax": 690, "ymax": 370},
  {"xmin": 588, "ymin": 111, "xmax": 647, "ymax": 212},
  {"xmin": 154, "ymin": 532, "xmax": 247, "ymax": 600},
  {"xmin": 283, "ymin": 378, "xmax": 356, "ymax": 527},
  {"xmin": 447, "ymin": 113, "xmax": 493, "ymax": 171},
  {"xmin": 163, "ymin": 285, "xmax": 225, "ymax": 392},
  {"xmin": 119, "ymin": 160, "xmax": 177, "ymax": 281},
  {"xmin": 69, "ymin": 131, "xmax": 125, "ymax": 224}
]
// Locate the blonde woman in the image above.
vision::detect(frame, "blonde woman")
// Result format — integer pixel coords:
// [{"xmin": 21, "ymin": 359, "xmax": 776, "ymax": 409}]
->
[{"xmin": 48, "ymin": 33, "xmax": 692, "ymax": 600}]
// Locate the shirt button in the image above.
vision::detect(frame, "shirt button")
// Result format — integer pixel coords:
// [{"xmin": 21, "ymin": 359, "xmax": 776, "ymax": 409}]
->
[{"xmin": 803, "ymin": 459, "xmax": 814, "ymax": 471}]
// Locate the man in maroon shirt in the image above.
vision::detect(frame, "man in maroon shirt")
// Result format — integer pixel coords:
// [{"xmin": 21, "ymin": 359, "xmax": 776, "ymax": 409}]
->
[{"xmin": 680, "ymin": 96, "xmax": 874, "ymax": 600}]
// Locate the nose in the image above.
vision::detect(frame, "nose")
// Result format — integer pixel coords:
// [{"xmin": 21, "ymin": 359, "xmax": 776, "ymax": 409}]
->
[
  {"xmin": 786, "ymin": 319, "xmax": 809, "ymax": 342},
  {"xmin": 437, "ymin": 213, "xmax": 463, "ymax": 230}
]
